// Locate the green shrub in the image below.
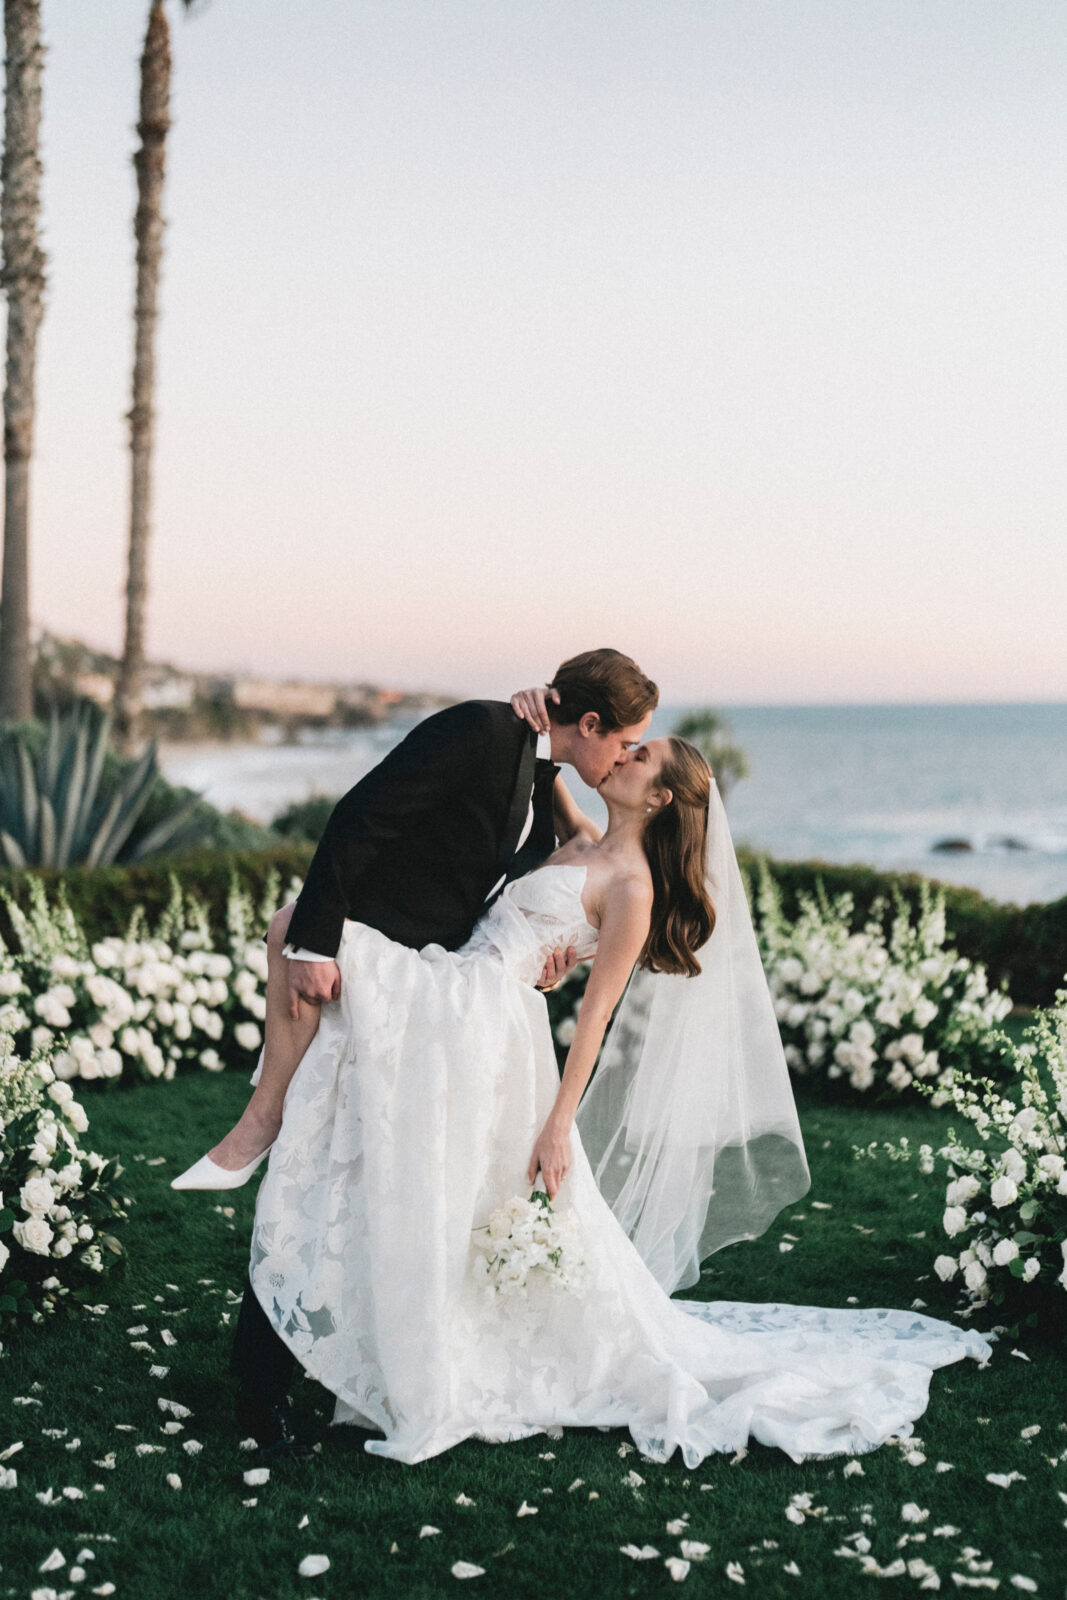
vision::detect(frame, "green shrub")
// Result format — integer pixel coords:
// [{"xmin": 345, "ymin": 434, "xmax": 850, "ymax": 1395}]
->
[
  {"xmin": 0, "ymin": 843, "xmax": 314, "ymax": 949},
  {"xmin": 270, "ymin": 794, "xmax": 337, "ymax": 844}
]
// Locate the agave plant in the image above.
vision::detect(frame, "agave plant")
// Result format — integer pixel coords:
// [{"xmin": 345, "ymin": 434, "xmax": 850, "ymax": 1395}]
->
[{"xmin": 0, "ymin": 703, "xmax": 202, "ymax": 868}]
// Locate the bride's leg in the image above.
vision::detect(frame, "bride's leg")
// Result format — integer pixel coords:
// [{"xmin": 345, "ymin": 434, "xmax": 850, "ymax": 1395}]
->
[{"xmin": 207, "ymin": 902, "xmax": 323, "ymax": 1170}]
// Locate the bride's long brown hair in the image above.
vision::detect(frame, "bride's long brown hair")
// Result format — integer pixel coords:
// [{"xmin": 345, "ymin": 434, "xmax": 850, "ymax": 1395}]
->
[{"xmin": 639, "ymin": 737, "xmax": 716, "ymax": 978}]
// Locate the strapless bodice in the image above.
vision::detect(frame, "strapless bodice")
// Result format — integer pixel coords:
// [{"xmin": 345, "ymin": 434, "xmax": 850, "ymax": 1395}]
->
[{"xmin": 458, "ymin": 862, "xmax": 599, "ymax": 987}]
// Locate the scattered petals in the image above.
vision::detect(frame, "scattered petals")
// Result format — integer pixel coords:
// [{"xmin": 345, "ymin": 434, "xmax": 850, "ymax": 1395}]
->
[
  {"xmin": 680, "ymin": 1541, "xmax": 711, "ymax": 1561},
  {"xmin": 665, "ymin": 1558, "xmax": 691, "ymax": 1582},
  {"xmin": 244, "ymin": 1467, "xmax": 270, "ymax": 1486},
  {"xmin": 39, "ymin": 1550, "xmax": 66, "ymax": 1574},
  {"xmin": 726, "ymin": 1561, "xmax": 746, "ymax": 1583},
  {"xmin": 166, "ymin": 1473, "xmax": 182, "ymax": 1490},
  {"xmin": 516, "ymin": 1501, "xmax": 538, "ymax": 1517},
  {"xmin": 297, "ymin": 1555, "xmax": 330, "ymax": 1578},
  {"xmin": 451, "ymin": 1562, "xmax": 485, "ymax": 1580},
  {"xmin": 843, "ymin": 1459, "xmax": 864, "ymax": 1477},
  {"xmin": 620, "ymin": 1545, "xmax": 660, "ymax": 1560},
  {"xmin": 985, "ymin": 1472, "xmax": 1025, "ymax": 1489},
  {"xmin": 455, "ymin": 1493, "xmax": 476, "ymax": 1506},
  {"xmin": 160, "ymin": 1329, "xmax": 177, "ymax": 1346},
  {"xmin": 419, "ymin": 1526, "xmax": 441, "ymax": 1539}
]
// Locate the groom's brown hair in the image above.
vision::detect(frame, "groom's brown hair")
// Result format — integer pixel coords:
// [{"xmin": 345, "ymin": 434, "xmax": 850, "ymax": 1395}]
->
[{"xmin": 549, "ymin": 649, "xmax": 659, "ymax": 732}]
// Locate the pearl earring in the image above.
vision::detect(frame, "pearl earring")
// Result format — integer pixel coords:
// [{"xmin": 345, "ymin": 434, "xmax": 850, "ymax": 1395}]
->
[{"xmin": 645, "ymin": 805, "xmax": 653, "ymax": 813}]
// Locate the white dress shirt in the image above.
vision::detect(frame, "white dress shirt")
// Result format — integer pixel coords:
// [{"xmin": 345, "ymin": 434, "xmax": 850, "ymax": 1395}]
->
[{"xmin": 286, "ymin": 729, "xmax": 553, "ymax": 963}]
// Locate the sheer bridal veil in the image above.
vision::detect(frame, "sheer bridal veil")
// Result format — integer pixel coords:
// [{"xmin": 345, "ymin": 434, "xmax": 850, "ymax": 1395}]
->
[{"xmin": 575, "ymin": 776, "xmax": 811, "ymax": 1296}]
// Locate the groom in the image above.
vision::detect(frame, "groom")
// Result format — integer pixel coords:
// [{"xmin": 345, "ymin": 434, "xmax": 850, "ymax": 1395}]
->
[{"xmin": 227, "ymin": 647, "xmax": 658, "ymax": 1455}]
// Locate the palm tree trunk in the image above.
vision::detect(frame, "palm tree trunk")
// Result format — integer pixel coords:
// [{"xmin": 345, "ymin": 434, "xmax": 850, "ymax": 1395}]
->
[
  {"xmin": 114, "ymin": 0, "xmax": 171, "ymax": 752},
  {"xmin": 0, "ymin": 0, "xmax": 46, "ymax": 723}
]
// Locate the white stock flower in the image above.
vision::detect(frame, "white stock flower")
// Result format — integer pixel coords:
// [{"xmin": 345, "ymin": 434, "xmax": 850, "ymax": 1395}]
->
[{"xmin": 990, "ymin": 1176, "xmax": 1019, "ymax": 1208}]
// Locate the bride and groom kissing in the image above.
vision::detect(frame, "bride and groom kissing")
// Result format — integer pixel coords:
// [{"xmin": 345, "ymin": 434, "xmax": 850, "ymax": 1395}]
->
[{"xmin": 172, "ymin": 647, "xmax": 991, "ymax": 1468}]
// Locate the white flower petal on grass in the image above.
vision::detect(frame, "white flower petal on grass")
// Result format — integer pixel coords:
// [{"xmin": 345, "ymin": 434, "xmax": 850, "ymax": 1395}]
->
[
  {"xmin": 725, "ymin": 1562, "xmax": 745, "ymax": 1583},
  {"xmin": 516, "ymin": 1501, "xmax": 538, "ymax": 1517},
  {"xmin": 1009, "ymin": 1579, "xmax": 1037, "ymax": 1592},
  {"xmin": 419, "ymin": 1526, "xmax": 441, "ymax": 1538},
  {"xmin": 148, "ymin": 1366, "xmax": 169, "ymax": 1379},
  {"xmin": 62, "ymin": 1487, "xmax": 84, "ymax": 1500},
  {"xmin": 90, "ymin": 1585, "xmax": 116, "ymax": 1596},
  {"xmin": 455, "ymin": 1493, "xmax": 476, "ymax": 1506},
  {"xmin": 666, "ymin": 1518, "xmax": 690, "ymax": 1534},
  {"xmin": 1009, "ymin": 1349, "xmax": 1031, "ymax": 1362},
  {"xmin": 665, "ymin": 1558, "xmax": 691, "ymax": 1582},
  {"xmin": 157, "ymin": 1399, "xmax": 191, "ymax": 1419},
  {"xmin": 297, "ymin": 1555, "xmax": 330, "ymax": 1577},
  {"xmin": 843, "ymin": 1460, "xmax": 864, "ymax": 1476},
  {"xmin": 567, "ymin": 1479, "xmax": 584, "ymax": 1492},
  {"xmin": 935, "ymin": 1462, "xmax": 954, "ymax": 1473},
  {"xmin": 783, "ymin": 1562, "xmax": 801, "ymax": 1576},
  {"xmin": 680, "ymin": 1542, "xmax": 711, "ymax": 1561},
  {"xmin": 933, "ymin": 1527, "xmax": 960, "ymax": 1538},
  {"xmin": 0, "ymin": 1467, "xmax": 17, "ymax": 1490},
  {"xmin": 243, "ymin": 1497, "xmax": 258, "ymax": 1507},
  {"xmin": 160, "ymin": 1329, "xmax": 177, "ymax": 1347},
  {"xmin": 1019, "ymin": 1426, "xmax": 1040, "ymax": 1439},
  {"xmin": 624, "ymin": 1469, "xmax": 645, "ymax": 1488},
  {"xmin": 0, "ymin": 1442, "xmax": 24, "ymax": 1461},
  {"xmin": 166, "ymin": 1473, "xmax": 182, "ymax": 1490},
  {"xmin": 182, "ymin": 1440, "xmax": 202, "ymax": 1456},
  {"xmin": 451, "ymin": 1562, "xmax": 485, "ymax": 1580},
  {"xmin": 985, "ymin": 1472, "xmax": 1026, "ymax": 1488},
  {"xmin": 620, "ymin": 1545, "xmax": 660, "ymax": 1560},
  {"xmin": 901, "ymin": 1504, "xmax": 929, "ymax": 1523},
  {"xmin": 39, "ymin": 1550, "xmax": 66, "ymax": 1573},
  {"xmin": 243, "ymin": 1467, "xmax": 270, "ymax": 1486}
]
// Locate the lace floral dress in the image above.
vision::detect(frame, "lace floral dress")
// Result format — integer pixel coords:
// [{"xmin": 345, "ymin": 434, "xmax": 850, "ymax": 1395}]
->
[{"xmin": 248, "ymin": 863, "xmax": 990, "ymax": 1466}]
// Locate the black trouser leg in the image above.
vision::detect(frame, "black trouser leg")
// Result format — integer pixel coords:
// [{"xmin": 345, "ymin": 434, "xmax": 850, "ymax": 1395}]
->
[{"xmin": 230, "ymin": 1275, "xmax": 296, "ymax": 1412}]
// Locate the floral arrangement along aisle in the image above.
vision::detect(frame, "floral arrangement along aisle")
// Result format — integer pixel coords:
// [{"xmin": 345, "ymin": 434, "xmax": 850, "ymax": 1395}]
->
[
  {"xmin": 0, "ymin": 1030, "xmax": 127, "ymax": 1323},
  {"xmin": 0, "ymin": 870, "xmax": 299, "ymax": 1085},
  {"xmin": 856, "ymin": 984, "xmax": 1067, "ymax": 1331},
  {"xmin": 752, "ymin": 865, "xmax": 1011, "ymax": 1100}
]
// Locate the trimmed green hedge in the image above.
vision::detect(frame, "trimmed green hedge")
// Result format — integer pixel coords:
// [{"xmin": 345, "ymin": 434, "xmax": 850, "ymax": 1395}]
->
[
  {"xmin": 739, "ymin": 851, "xmax": 1067, "ymax": 1010},
  {"xmin": 0, "ymin": 844, "xmax": 1064, "ymax": 1010},
  {"xmin": 0, "ymin": 843, "xmax": 315, "ymax": 951}
]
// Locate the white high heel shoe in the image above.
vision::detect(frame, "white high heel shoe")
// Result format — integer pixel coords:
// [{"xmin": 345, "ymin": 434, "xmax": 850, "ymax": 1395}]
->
[{"xmin": 170, "ymin": 1143, "xmax": 274, "ymax": 1191}]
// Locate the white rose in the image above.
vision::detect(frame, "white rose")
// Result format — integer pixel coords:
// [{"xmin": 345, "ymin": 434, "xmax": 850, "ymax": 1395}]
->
[
  {"xmin": 554, "ymin": 1017, "xmax": 577, "ymax": 1047},
  {"xmin": 849, "ymin": 1019, "xmax": 875, "ymax": 1048},
  {"xmin": 51, "ymin": 1051, "xmax": 78, "ymax": 1081},
  {"xmin": 1059, "ymin": 1170, "xmax": 1067, "ymax": 1196},
  {"xmin": 13, "ymin": 1216, "xmax": 54, "ymax": 1255},
  {"xmin": 786, "ymin": 1003, "xmax": 809, "ymax": 1028},
  {"xmin": 887, "ymin": 1061, "xmax": 913, "ymax": 1091},
  {"xmin": 1059, "ymin": 1240, "xmax": 1067, "ymax": 1291},
  {"xmin": 88, "ymin": 1022, "xmax": 114, "ymax": 1050},
  {"xmin": 99, "ymin": 1049, "xmax": 123, "ymax": 1079},
  {"xmin": 900, "ymin": 1033, "xmax": 925, "ymax": 1066},
  {"xmin": 52, "ymin": 1235, "xmax": 73, "ymax": 1258},
  {"xmin": 48, "ymin": 1081, "xmax": 74, "ymax": 1107},
  {"xmin": 1037, "ymin": 1154, "xmax": 1065, "ymax": 1182},
  {"xmin": 1022, "ymin": 1258, "xmax": 1041, "ymax": 1282},
  {"xmin": 57, "ymin": 1162, "xmax": 83, "ymax": 1192},
  {"xmin": 66, "ymin": 1103, "xmax": 89, "ymax": 1134},
  {"xmin": 0, "ymin": 969, "xmax": 22, "ymax": 996},
  {"xmin": 912, "ymin": 997, "xmax": 938, "ymax": 1028},
  {"xmin": 942, "ymin": 1206, "xmax": 968, "ymax": 1238},
  {"xmin": 990, "ymin": 1177, "xmax": 1018, "ymax": 1208},
  {"xmin": 198, "ymin": 1049, "xmax": 222, "ymax": 1072},
  {"xmin": 0, "ymin": 1237, "xmax": 8, "ymax": 1272},
  {"xmin": 155, "ymin": 999, "xmax": 175, "ymax": 1028},
  {"xmin": 992, "ymin": 1239, "xmax": 1019, "ymax": 1267},
  {"xmin": 20, "ymin": 1175, "xmax": 57, "ymax": 1215},
  {"xmin": 946, "ymin": 1175, "xmax": 980, "ymax": 1207},
  {"xmin": 1001, "ymin": 1148, "xmax": 1027, "ymax": 1183},
  {"xmin": 843, "ymin": 988, "xmax": 865, "ymax": 1016},
  {"xmin": 874, "ymin": 999, "xmax": 902, "ymax": 1027},
  {"xmin": 933, "ymin": 1255, "xmax": 958, "ymax": 1281},
  {"xmin": 963, "ymin": 1260, "xmax": 987, "ymax": 1292},
  {"xmin": 31, "ymin": 1024, "xmax": 54, "ymax": 1050},
  {"xmin": 77, "ymin": 1224, "xmax": 94, "ymax": 1242}
]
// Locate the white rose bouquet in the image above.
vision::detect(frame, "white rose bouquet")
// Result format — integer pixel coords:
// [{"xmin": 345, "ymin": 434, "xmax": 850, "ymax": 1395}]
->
[
  {"xmin": 0, "ymin": 1030, "xmax": 127, "ymax": 1322},
  {"xmin": 752, "ymin": 864, "xmax": 1011, "ymax": 1101},
  {"xmin": 854, "ymin": 985, "xmax": 1067, "ymax": 1336},
  {"xmin": 472, "ymin": 1186, "xmax": 586, "ymax": 1299}
]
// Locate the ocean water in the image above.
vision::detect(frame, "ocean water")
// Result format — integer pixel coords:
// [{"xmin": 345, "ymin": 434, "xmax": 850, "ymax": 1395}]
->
[{"xmin": 160, "ymin": 703, "xmax": 1067, "ymax": 908}]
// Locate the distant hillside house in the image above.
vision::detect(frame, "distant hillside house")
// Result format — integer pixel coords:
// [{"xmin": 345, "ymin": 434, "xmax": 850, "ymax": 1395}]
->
[{"xmin": 231, "ymin": 678, "xmax": 338, "ymax": 720}]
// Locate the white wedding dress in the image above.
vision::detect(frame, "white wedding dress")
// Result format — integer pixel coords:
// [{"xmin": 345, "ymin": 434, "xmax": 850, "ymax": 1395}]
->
[{"xmin": 248, "ymin": 862, "xmax": 991, "ymax": 1467}]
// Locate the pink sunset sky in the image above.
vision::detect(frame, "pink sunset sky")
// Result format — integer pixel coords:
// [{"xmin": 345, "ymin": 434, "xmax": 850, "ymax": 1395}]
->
[{"xmin": 15, "ymin": 0, "xmax": 1067, "ymax": 704}]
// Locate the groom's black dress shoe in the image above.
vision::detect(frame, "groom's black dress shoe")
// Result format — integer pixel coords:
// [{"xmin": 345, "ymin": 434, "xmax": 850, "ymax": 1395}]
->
[{"xmin": 235, "ymin": 1387, "xmax": 315, "ymax": 1461}]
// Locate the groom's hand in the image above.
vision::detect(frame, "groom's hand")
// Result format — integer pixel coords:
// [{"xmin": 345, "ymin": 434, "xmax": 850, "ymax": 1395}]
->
[
  {"xmin": 287, "ymin": 959, "xmax": 342, "ymax": 1017},
  {"xmin": 535, "ymin": 945, "xmax": 578, "ymax": 992},
  {"xmin": 510, "ymin": 684, "xmax": 559, "ymax": 735}
]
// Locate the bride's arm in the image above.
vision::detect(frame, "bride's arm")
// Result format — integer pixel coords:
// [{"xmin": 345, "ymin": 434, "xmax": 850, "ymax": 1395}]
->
[
  {"xmin": 552, "ymin": 775, "xmax": 602, "ymax": 845},
  {"xmin": 526, "ymin": 876, "xmax": 653, "ymax": 1199}
]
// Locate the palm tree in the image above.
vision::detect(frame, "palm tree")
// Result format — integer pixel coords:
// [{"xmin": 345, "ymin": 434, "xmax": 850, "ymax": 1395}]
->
[
  {"xmin": 113, "ymin": 0, "xmax": 174, "ymax": 751},
  {"xmin": 671, "ymin": 708, "xmax": 750, "ymax": 803},
  {"xmin": 0, "ymin": 0, "xmax": 46, "ymax": 723}
]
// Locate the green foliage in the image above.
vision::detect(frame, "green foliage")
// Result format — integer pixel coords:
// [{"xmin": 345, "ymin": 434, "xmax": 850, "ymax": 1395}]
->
[
  {"xmin": 670, "ymin": 708, "xmax": 750, "ymax": 800},
  {"xmin": 0, "ymin": 703, "xmax": 206, "ymax": 869},
  {"xmin": 269, "ymin": 793, "xmax": 336, "ymax": 844}
]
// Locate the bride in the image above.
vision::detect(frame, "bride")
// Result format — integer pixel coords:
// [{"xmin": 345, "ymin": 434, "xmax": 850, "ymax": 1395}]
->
[{"xmin": 209, "ymin": 732, "xmax": 990, "ymax": 1466}]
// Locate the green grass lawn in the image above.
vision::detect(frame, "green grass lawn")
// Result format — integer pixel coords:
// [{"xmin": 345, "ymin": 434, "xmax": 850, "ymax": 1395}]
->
[{"xmin": 2, "ymin": 1071, "xmax": 1066, "ymax": 1600}]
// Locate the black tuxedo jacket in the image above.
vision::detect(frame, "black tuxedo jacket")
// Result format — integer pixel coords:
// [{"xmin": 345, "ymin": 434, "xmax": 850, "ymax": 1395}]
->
[{"xmin": 284, "ymin": 699, "xmax": 555, "ymax": 958}]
